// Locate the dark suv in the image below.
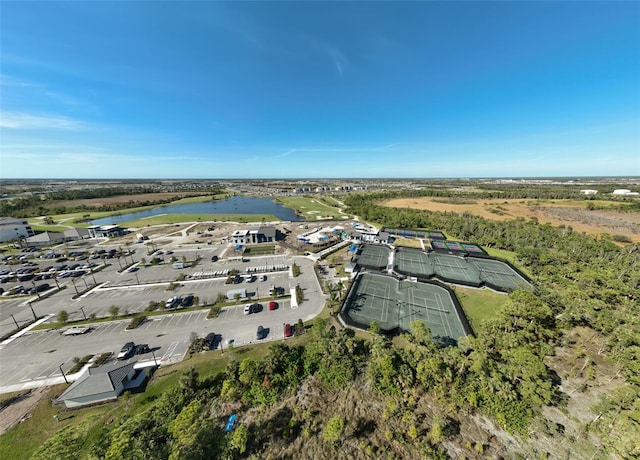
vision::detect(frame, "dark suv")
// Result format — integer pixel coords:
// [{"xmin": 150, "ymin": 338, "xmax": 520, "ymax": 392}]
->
[{"xmin": 181, "ymin": 295, "xmax": 194, "ymax": 307}]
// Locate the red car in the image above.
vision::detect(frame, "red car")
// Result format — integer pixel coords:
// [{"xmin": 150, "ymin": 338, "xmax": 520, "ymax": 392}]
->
[
  {"xmin": 284, "ymin": 323, "xmax": 292, "ymax": 338},
  {"xmin": 269, "ymin": 301, "xmax": 277, "ymax": 310}
]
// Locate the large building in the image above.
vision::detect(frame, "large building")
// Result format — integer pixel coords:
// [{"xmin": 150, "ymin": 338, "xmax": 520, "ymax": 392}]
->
[
  {"xmin": 230, "ymin": 226, "xmax": 278, "ymax": 244},
  {"xmin": 0, "ymin": 217, "xmax": 35, "ymax": 243}
]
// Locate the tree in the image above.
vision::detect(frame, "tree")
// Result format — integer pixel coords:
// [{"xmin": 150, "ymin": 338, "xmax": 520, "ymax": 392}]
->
[
  {"xmin": 179, "ymin": 366, "xmax": 199, "ymax": 392},
  {"xmin": 108, "ymin": 305, "xmax": 120, "ymax": 318},
  {"xmin": 368, "ymin": 321, "xmax": 381, "ymax": 335},
  {"xmin": 57, "ymin": 310, "xmax": 69, "ymax": 324},
  {"xmin": 229, "ymin": 424, "xmax": 249, "ymax": 455}
]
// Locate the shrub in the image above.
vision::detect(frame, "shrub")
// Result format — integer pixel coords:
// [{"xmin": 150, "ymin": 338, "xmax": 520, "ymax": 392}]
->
[
  {"xmin": 126, "ymin": 315, "xmax": 145, "ymax": 330},
  {"xmin": 612, "ymin": 234, "xmax": 632, "ymax": 243},
  {"xmin": 207, "ymin": 306, "xmax": 221, "ymax": 319}
]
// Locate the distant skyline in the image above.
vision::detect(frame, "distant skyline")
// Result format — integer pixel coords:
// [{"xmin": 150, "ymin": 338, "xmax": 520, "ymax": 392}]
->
[{"xmin": 1, "ymin": 1, "xmax": 639, "ymax": 179}]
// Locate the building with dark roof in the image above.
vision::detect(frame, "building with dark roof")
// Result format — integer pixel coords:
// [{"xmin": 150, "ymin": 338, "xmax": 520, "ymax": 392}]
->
[
  {"xmin": 230, "ymin": 226, "xmax": 278, "ymax": 244},
  {"xmin": 57, "ymin": 362, "xmax": 148, "ymax": 408}
]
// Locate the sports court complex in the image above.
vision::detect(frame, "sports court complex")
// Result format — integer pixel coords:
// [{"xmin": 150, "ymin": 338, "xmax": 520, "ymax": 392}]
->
[
  {"xmin": 339, "ymin": 272, "xmax": 472, "ymax": 342},
  {"xmin": 394, "ymin": 247, "xmax": 532, "ymax": 292},
  {"xmin": 339, "ymin": 241, "xmax": 533, "ymax": 341}
]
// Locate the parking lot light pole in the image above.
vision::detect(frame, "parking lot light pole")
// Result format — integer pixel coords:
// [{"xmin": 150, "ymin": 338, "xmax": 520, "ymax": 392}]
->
[
  {"xmin": 28, "ymin": 302, "xmax": 37, "ymax": 320},
  {"xmin": 71, "ymin": 277, "xmax": 79, "ymax": 296},
  {"xmin": 151, "ymin": 349, "xmax": 158, "ymax": 367},
  {"xmin": 80, "ymin": 306, "xmax": 87, "ymax": 320},
  {"xmin": 10, "ymin": 314, "xmax": 19, "ymax": 329},
  {"xmin": 31, "ymin": 280, "xmax": 41, "ymax": 299},
  {"xmin": 59, "ymin": 364, "xmax": 68, "ymax": 384}
]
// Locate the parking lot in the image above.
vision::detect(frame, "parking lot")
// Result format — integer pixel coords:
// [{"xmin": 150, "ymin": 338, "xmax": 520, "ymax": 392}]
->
[{"xmin": 0, "ymin": 241, "xmax": 327, "ymax": 392}]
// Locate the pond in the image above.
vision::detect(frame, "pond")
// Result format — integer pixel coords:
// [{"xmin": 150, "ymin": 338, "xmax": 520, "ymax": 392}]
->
[{"xmin": 89, "ymin": 196, "xmax": 304, "ymax": 225}]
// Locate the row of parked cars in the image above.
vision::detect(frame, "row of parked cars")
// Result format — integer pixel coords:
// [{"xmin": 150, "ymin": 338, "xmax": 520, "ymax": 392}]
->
[
  {"xmin": 117, "ymin": 342, "xmax": 151, "ymax": 360},
  {"xmin": 1, "ymin": 283, "xmax": 50, "ymax": 296},
  {"xmin": 165, "ymin": 294, "xmax": 194, "ymax": 309}
]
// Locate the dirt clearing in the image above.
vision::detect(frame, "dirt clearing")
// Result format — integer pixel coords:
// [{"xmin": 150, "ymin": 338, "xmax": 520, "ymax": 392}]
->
[
  {"xmin": 383, "ymin": 198, "xmax": 640, "ymax": 243},
  {"xmin": 0, "ymin": 387, "xmax": 50, "ymax": 435}
]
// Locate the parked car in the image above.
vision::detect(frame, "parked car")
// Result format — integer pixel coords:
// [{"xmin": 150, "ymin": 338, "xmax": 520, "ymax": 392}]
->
[
  {"xmin": 117, "ymin": 342, "xmax": 135, "ymax": 360},
  {"xmin": 135, "ymin": 343, "xmax": 150, "ymax": 355},
  {"xmin": 260, "ymin": 274, "xmax": 267, "ymax": 281},
  {"xmin": 35, "ymin": 283, "xmax": 50, "ymax": 292},
  {"xmin": 284, "ymin": 323, "xmax": 293, "ymax": 338},
  {"xmin": 165, "ymin": 296, "xmax": 182, "ymax": 309},
  {"xmin": 203, "ymin": 332, "xmax": 218, "ymax": 350},
  {"xmin": 211, "ymin": 255, "xmax": 219, "ymax": 262},
  {"xmin": 243, "ymin": 304, "xmax": 252, "ymax": 315},
  {"xmin": 181, "ymin": 295, "xmax": 194, "ymax": 307},
  {"xmin": 268, "ymin": 301, "xmax": 277, "ymax": 311},
  {"xmin": 256, "ymin": 325, "xmax": 265, "ymax": 340}
]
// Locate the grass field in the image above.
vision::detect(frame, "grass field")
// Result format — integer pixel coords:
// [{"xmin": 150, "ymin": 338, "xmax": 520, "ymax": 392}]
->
[
  {"xmin": 483, "ymin": 247, "xmax": 533, "ymax": 278},
  {"xmin": 392, "ymin": 237, "xmax": 423, "ymax": 248},
  {"xmin": 454, "ymin": 286, "xmax": 510, "ymax": 332},
  {"xmin": 276, "ymin": 196, "xmax": 348, "ymax": 220},
  {"xmin": 28, "ymin": 224, "xmax": 74, "ymax": 233},
  {"xmin": 122, "ymin": 213, "xmax": 279, "ymax": 227},
  {"xmin": 243, "ymin": 245, "xmax": 276, "ymax": 255}
]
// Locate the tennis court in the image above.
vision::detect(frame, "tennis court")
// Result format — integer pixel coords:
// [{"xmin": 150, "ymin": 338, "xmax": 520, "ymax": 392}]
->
[
  {"xmin": 339, "ymin": 272, "xmax": 470, "ymax": 341},
  {"xmin": 394, "ymin": 247, "xmax": 531, "ymax": 292},
  {"xmin": 394, "ymin": 247, "xmax": 434, "ymax": 277},
  {"xmin": 470, "ymin": 258, "xmax": 532, "ymax": 291},
  {"xmin": 383, "ymin": 228, "xmax": 446, "ymax": 240},
  {"xmin": 352, "ymin": 244, "xmax": 389, "ymax": 269}
]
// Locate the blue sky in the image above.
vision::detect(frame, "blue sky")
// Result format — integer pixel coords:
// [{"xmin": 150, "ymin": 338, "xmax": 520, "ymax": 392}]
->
[{"xmin": 1, "ymin": 1, "xmax": 639, "ymax": 179}]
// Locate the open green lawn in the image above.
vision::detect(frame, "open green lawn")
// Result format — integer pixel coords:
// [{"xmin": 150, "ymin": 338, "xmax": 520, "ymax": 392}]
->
[
  {"xmin": 277, "ymin": 196, "xmax": 348, "ymax": 220},
  {"xmin": 122, "ymin": 213, "xmax": 280, "ymax": 227},
  {"xmin": 483, "ymin": 247, "xmax": 533, "ymax": 278},
  {"xmin": 28, "ymin": 224, "xmax": 73, "ymax": 233},
  {"xmin": 454, "ymin": 286, "xmax": 510, "ymax": 333},
  {"xmin": 243, "ymin": 245, "xmax": 276, "ymax": 255}
]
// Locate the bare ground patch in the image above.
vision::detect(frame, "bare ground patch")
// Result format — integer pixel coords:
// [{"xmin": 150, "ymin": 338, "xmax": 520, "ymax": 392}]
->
[
  {"xmin": 383, "ymin": 198, "xmax": 640, "ymax": 243},
  {"xmin": 0, "ymin": 387, "xmax": 50, "ymax": 435}
]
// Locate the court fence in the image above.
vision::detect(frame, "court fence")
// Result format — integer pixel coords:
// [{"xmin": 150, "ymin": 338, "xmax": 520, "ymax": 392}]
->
[{"xmin": 338, "ymin": 273, "xmax": 475, "ymax": 341}]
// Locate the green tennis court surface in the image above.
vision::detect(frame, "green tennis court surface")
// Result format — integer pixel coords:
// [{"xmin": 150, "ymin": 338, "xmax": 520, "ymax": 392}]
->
[
  {"xmin": 352, "ymin": 244, "xmax": 389, "ymax": 269},
  {"xmin": 393, "ymin": 247, "xmax": 532, "ymax": 291},
  {"xmin": 340, "ymin": 272, "xmax": 471, "ymax": 342}
]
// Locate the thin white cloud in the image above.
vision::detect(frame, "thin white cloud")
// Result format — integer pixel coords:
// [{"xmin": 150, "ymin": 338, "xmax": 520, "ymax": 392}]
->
[
  {"xmin": 302, "ymin": 36, "xmax": 350, "ymax": 78},
  {"xmin": 0, "ymin": 112, "xmax": 87, "ymax": 130}
]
